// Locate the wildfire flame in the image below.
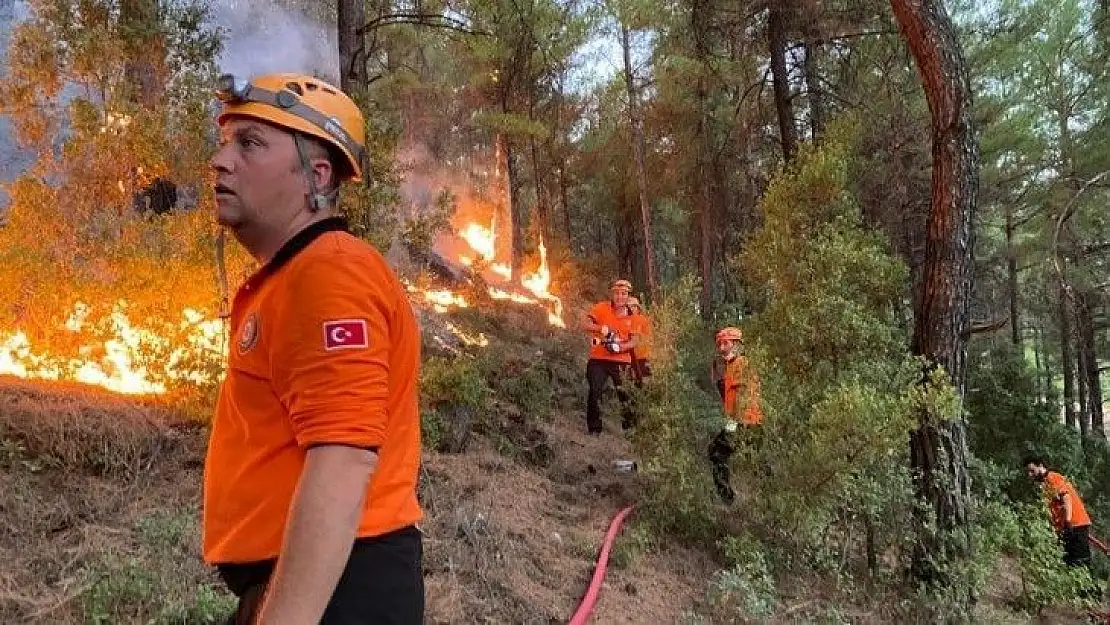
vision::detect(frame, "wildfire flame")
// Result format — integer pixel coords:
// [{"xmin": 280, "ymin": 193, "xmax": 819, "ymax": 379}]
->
[
  {"xmin": 0, "ymin": 302, "xmax": 225, "ymax": 395},
  {"xmin": 450, "ymin": 219, "xmax": 564, "ymax": 327}
]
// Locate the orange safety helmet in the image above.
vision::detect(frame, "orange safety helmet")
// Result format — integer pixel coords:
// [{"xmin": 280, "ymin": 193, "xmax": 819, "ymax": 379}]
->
[
  {"xmin": 715, "ymin": 327, "xmax": 743, "ymax": 343},
  {"xmin": 611, "ymin": 279, "xmax": 633, "ymax": 292},
  {"xmin": 216, "ymin": 73, "xmax": 366, "ymax": 182}
]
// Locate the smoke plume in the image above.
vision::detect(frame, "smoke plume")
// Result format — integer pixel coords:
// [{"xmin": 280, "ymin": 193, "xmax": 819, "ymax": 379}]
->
[{"xmin": 209, "ymin": 0, "xmax": 340, "ymax": 85}]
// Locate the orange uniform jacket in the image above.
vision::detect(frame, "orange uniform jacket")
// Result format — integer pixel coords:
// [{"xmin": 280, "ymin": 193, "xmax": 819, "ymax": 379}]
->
[
  {"xmin": 722, "ymin": 355, "xmax": 763, "ymax": 426},
  {"xmin": 586, "ymin": 302, "xmax": 635, "ymax": 364},
  {"xmin": 1041, "ymin": 471, "xmax": 1091, "ymax": 532},
  {"xmin": 203, "ymin": 218, "xmax": 423, "ymax": 565}
]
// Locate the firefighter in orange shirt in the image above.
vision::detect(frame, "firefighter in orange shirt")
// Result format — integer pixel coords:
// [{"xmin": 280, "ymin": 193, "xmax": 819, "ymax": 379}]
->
[
  {"xmin": 580, "ymin": 279, "xmax": 640, "ymax": 434},
  {"xmin": 1024, "ymin": 455, "xmax": 1094, "ymax": 569},
  {"xmin": 709, "ymin": 327, "xmax": 763, "ymax": 504},
  {"xmin": 626, "ymin": 297, "xmax": 652, "ymax": 386},
  {"xmin": 204, "ymin": 72, "xmax": 423, "ymax": 624}
]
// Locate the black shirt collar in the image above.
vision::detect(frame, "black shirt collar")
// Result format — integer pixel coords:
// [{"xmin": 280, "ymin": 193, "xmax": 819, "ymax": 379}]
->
[{"xmin": 261, "ymin": 216, "xmax": 349, "ymax": 277}]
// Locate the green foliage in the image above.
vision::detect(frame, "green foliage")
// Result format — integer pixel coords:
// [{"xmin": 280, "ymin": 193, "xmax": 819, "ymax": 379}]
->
[
  {"xmin": 80, "ymin": 508, "xmax": 235, "ymax": 624},
  {"xmin": 978, "ymin": 499, "xmax": 1100, "ymax": 614},
  {"xmin": 967, "ymin": 339, "xmax": 1082, "ymax": 499},
  {"xmin": 421, "ymin": 354, "xmax": 491, "ymax": 413},
  {"xmin": 706, "ymin": 534, "xmax": 778, "ymax": 620},
  {"xmin": 725, "ymin": 120, "xmax": 920, "ymax": 582},
  {"xmin": 628, "ymin": 275, "xmax": 721, "ymax": 544}
]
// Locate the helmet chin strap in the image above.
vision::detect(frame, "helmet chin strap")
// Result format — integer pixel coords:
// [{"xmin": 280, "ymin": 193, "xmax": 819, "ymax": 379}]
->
[{"xmin": 293, "ymin": 133, "xmax": 339, "ymax": 212}]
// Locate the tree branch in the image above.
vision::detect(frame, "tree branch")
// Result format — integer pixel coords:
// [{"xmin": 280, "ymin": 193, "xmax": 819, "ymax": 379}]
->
[
  {"xmin": 1052, "ymin": 171, "xmax": 1110, "ymax": 300},
  {"xmin": 963, "ymin": 317, "xmax": 1009, "ymax": 337},
  {"xmin": 356, "ymin": 12, "xmax": 490, "ymax": 37}
]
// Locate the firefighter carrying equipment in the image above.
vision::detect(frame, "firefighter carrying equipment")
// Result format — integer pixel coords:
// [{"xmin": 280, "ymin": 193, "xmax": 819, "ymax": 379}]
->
[
  {"xmin": 586, "ymin": 302, "xmax": 635, "ymax": 364},
  {"xmin": 1039, "ymin": 471, "xmax": 1092, "ymax": 533}
]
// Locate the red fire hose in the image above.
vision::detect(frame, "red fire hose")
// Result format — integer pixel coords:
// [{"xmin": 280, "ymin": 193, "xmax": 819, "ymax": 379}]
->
[{"xmin": 568, "ymin": 504, "xmax": 637, "ymax": 625}]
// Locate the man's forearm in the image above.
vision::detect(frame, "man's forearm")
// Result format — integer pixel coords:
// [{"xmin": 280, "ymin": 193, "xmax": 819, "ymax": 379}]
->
[{"xmin": 256, "ymin": 446, "xmax": 377, "ymax": 625}]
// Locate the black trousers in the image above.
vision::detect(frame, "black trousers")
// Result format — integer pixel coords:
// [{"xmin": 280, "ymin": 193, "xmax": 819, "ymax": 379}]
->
[
  {"xmin": 218, "ymin": 525, "xmax": 424, "ymax": 624},
  {"xmin": 1061, "ymin": 524, "xmax": 1092, "ymax": 568},
  {"xmin": 586, "ymin": 359, "xmax": 635, "ymax": 433},
  {"xmin": 708, "ymin": 429, "xmax": 735, "ymax": 503}
]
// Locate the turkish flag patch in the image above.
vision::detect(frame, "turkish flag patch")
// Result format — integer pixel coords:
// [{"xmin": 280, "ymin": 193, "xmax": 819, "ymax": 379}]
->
[{"xmin": 323, "ymin": 319, "xmax": 369, "ymax": 350}]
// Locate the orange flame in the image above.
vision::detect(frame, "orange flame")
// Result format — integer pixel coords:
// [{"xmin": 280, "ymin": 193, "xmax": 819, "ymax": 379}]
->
[{"xmin": 0, "ymin": 302, "xmax": 225, "ymax": 395}]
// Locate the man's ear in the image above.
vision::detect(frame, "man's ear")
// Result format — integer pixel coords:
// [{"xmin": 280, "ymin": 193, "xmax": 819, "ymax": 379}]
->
[{"xmin": 311, "ymin": 157, "xmax": 335, "ymax": 192}]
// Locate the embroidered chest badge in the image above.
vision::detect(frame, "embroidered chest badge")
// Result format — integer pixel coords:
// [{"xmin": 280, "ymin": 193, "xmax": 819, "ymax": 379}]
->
[{"xmin": 238, "ymin": 311, "xmax": 261, "ymax": 354}]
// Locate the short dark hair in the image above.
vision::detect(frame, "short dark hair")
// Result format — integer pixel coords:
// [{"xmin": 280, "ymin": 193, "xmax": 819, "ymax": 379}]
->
[{"xmin": 1022, "ymin": 454, "xmax": 1046, "ymax": 468}]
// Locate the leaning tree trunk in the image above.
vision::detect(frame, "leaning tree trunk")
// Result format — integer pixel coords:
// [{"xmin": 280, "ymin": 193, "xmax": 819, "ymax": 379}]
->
[
  {"xmin": 891, "ymin": 0, "xmax": 978, "ymax": 596},
  {"xmin": 621, "ymin": 22, "xmax": 658, "ymax": 295}
]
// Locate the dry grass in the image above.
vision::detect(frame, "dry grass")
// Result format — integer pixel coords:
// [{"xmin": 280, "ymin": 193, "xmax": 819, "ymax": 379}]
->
[
  {"xmin": 0, "ymin": 379, "xmax": 228, "ymax": 624},
  {"xmin": 0, "ymin": 378, "xmax": 185, "ymax": 479}
]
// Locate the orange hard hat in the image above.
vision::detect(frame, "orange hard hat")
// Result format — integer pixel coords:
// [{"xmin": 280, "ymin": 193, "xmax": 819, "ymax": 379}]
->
[
  {"xmin": 611, "ymin": 279, "xmax": 633, "ymax": 292},
  {"xmin": 716, "ymin": 327, "xmax": 743, "ymax": 343},
  {"xmin": 216, "ymin": 73, "xmax": 366, "ymax": 182}
]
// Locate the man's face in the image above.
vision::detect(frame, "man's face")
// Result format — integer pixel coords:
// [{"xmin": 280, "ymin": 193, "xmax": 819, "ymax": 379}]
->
[
  {"xmin": 717, "ymin": 339, "xmax": 736, "ymax": 359},
  {"xmin": 610, "ymin": 288, "xmax": 630, "ymax": 307},
  {"xmin": 1026, "ymin": 463, "xmax": 1047, "ymax": 481},
  {"xmin": 210, "ymin": 117, "xmax": 305, "ymax": 232}
]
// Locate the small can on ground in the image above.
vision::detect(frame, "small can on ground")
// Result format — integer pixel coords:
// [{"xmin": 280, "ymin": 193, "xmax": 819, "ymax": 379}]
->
[{"xmin": 612, "ymin": 459, "xmax": 638, "ymax": 473}]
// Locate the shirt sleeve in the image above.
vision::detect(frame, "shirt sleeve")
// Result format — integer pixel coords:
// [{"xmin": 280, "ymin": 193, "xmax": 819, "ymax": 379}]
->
[{"xmin": 270, "ymin": 253, "xmax": 394, "ymax": 450}]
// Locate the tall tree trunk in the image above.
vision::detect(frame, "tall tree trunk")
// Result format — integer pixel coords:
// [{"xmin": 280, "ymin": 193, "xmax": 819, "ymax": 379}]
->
[
  {"xmin": 1077, "ymin": 334, "xmax": 1090, "ymax": 435},
  {"xmin": 621, "ymin": 22, "xmax": 658, "ymax": 295},
  {"xmin": 1077, "ymin": 291, "xmax": 1105, "ymax": 436},
  {"xmin": 891, "ymin": 0, "xmax": 978, "ymax": 595},
  {"xmin": 1005, "ymin": 212, "xmax": 1020, "ymax": 345},
  {"xmin": 337, "ymin": 0, "xmax": 367, "ymax": 94},
  {"xmin": 803, "ymin": 29, "xmax": 826, "ymax": 140},
  {"xmin": 506, "ymin": 138, "xmax": 524, "ymax": 282},
  {"xmin": 530, "ymin": 135, "xmax": 549, "ymax": 243},
  {"xmin": 1059, "ymin": 281, "xmax": 1078, "ymax": 429},
  {"xmin": 560, "ymin": 165, "xmax": 573, "ymax": 245},
  {"xmin": 1032, "ymin": 324, "xmax": 1044, "ymax": 404},
  {"xmin": 768, "ymin": 5, "xmax": 797, "ymax": 161}
]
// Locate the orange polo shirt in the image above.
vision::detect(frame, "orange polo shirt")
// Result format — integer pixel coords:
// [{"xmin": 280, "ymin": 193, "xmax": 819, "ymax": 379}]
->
[
  {"xmin": 1042, "ymin": 471, "xmax": 1091, "ymax": 531},
  {"xmin": 722, "ymin": 355, "xmax": 763, "ymax": 426},
  {"xmin": 586, "ymin": 301, "xmax": 635, "ymax": 363},
  {"xmin": 202, "ymin": 217, "xmax": 423, "ymax": 565}
]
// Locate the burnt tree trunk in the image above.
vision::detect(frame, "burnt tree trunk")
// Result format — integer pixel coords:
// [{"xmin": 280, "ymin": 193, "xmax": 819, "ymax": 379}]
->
[
  {"xmin": 768, "ymin": 5, "xmax": 797, "ymax": 161},
  {"xmin": 530, "ymin": 134, "xmax": 550, "ymax": 243},
  {"xmin": 1059, "ymin": 281, "xmax": 1078, "ymax": 429},
  {"xmin": 1005, "ymin": 212, "xmax": 1020, "ymax": 345},
  {"xmin": 621, "ymin": 22, "xmax": 658, "ymax": 294},
  {"xmin": 891, "ymin": 0, "xmax": 978, "ymax": 594},
  {"xmin": 1078, "ymin": 337, "xmax": 1090, "ymax": 435},
  {"xmin": 1077, "ymin": 291, "xmax": 1104, "ymax": 436}
]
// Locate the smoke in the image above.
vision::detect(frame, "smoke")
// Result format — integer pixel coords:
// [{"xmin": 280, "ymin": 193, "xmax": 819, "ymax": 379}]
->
[{"xmin": 209, "ymin": 0, "xmax": 340, "ymax": 85}]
